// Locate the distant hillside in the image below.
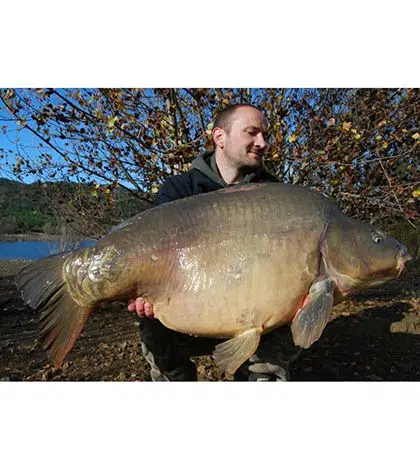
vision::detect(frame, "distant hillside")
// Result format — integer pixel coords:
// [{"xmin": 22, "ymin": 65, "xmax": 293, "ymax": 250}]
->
[{"xmin": 0, "ymin": 178, "xmax": 152, "ymax": 237}]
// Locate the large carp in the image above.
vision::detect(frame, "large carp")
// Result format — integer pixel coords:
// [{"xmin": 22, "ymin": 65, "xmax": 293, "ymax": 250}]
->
[{"xmin": 16, "ymin": 183, "xmax": 411, "ymax": 374}]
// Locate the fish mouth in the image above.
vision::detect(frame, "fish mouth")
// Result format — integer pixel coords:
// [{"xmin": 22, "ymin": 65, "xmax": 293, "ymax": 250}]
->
[{"xmin": 396, "ymin": 247, "xmax": 412, "ymax": 277}]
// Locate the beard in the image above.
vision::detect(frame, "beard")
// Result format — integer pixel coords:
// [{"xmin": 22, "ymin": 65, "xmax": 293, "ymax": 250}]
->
[{"xmin": 232, "ymin": 148, "xmax": 264, "ymax": 173}]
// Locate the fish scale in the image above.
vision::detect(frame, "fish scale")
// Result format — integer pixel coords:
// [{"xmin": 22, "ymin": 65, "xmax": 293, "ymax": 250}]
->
[{"xmin": 15, "ymin": 183, "xmax": 411, "ymax": 372}]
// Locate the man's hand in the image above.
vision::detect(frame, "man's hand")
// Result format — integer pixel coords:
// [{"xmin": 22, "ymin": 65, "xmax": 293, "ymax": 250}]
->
[{"xmin": 128, "ymin": 297, "xmax": 155, "ymax": 318}]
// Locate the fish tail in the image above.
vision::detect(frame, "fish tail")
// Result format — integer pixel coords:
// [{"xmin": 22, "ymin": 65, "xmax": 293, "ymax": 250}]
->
[{"xmin": 15, "ymin": 253, "xmax": 92, "ymax": 368}]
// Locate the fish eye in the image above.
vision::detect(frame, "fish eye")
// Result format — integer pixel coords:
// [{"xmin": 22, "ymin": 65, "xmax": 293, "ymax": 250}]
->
[{"xmin": 372, "ymin": 233, "xmax": 383, "ymax": 244}]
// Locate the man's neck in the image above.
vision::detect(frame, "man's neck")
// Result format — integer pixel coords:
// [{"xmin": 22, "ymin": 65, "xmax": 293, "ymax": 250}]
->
[{"xmin": 214, "ymin": 152, "xmax": 250, "ymax": 185}]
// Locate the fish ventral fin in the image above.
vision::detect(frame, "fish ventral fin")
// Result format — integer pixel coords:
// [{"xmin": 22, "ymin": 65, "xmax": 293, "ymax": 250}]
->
[
  {"xmin": 213, "ymin": 327, "xmax": 262, "ymax": 374},
  {"xmin": 15, "ymin": 252, "xmax": 93, "ymax": 368},
  {"xmin": 291, "ymin": 277, "xmax": 335, "ymax": 349}
]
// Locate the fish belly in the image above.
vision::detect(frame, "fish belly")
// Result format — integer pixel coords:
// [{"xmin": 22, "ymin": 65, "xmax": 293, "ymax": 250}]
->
[{"xmin": 153, "ymin": 231, "xmax": 320, "ymax": 337}]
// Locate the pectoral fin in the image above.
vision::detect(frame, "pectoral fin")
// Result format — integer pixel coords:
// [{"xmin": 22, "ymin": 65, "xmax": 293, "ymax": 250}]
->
[
  {"xmin": 291, "ymin": 278, "xmax": 335, "ymax": 349},
  {"xmin": 213, "ymin": 327, "xmax": 262, "ymax": 374}
]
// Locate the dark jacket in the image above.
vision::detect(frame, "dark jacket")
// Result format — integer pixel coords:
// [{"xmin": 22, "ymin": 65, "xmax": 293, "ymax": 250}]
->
[{"xmin": 154, "ymin": 150, "xmax": 279, "ymax": 206}]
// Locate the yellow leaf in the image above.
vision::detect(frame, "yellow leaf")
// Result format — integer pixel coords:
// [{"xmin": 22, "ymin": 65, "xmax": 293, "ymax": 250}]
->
[
  {"xmin": 350, "ymin": 128, "xmax": 357, "ymax": 134},
  {"xmin": 177, "ymin": 140, "xmax": 182, "ymax": 146},
  {"xmin": 107, "ymin": 116, "xmax": 118, "ymax": 128},
  {"xmin": 105, "ymin": 188, "xmax": 111, "ymax": 194},
  {"xmin": 222, "ymin": 98, "xmax": 230, "ymax": 105},
  {"xmin": 382, "ymin": 142, "xmax": 388, "ymax": 149},
  {"xmin": 288, "ymin": 134, "xmax": 297, "ymax": 143},
  {"xmin": 412, "ymin": 189, "xmax": 420, "ymax": 198},
  {"xmin": 376, "ymin": 135, "xmax": 382, "ymax": 140},
  {"xmin": 342, "ymin": 122, "xmax": 352, "ymax": 131},
  {"xmin": 354, "ymin": 134, "xmax": 361, "ymax": 140},
  {"xmin": 207, "ymin": 121, "xmax": 214, "ymax": 131},
  {"xmin": 402, "ymin": 128, "xmax": 408, "ymax": 133},
  {"xmin": 412, "ymin": 132, "xmax": 420, "ymax": 140},
  {"xmin": 272, "ymin": 153, "xmax": 279, "ymax": 160},
  {"xmin": 151, "ymin": 186, "xmax": 159, "ymax": 193}
]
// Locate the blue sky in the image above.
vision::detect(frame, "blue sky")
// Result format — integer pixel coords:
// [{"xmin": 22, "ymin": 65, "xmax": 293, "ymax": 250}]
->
[
  {"xmin": 0, "ymin": 118, "xmax": 40, "ymax": 183},
  {"xmin": 0, "ymin": 89, "xmax": 87, "ymax": 184},
  {"xmin": 0, "ymin": 88, "xmax": 277, "ymax": 186}
]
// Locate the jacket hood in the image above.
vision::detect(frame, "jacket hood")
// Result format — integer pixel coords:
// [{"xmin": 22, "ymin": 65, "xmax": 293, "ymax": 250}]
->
[
  {"xmin": 191, "ymin": 151, "xmax": 226, "ymax": 186},
  {"xmin": 191, "ymin": 151, "xmax": 277, "ymax": 187}
]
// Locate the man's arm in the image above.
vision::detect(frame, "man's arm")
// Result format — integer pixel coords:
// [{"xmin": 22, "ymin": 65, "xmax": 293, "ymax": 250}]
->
[{"xmin": 154, "ymin": 175, "xmax": 192, "ymax": 206}]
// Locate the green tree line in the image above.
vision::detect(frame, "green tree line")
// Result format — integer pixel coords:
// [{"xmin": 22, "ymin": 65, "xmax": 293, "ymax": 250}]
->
[{"xmin": 0, "ymin": 177, "xmax": 151, "ymax": 237}]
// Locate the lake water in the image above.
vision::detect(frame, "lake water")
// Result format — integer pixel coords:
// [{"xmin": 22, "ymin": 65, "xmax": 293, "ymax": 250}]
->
[{"xmin": 0, "ymin": 239, "xmax": 96, "ymax": 260}]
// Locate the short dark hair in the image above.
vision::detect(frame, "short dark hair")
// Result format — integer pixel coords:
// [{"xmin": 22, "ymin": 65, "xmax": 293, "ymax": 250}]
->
[{"xmin": 213, "ymin": 103, "xmax": 262, "ymax": 133}]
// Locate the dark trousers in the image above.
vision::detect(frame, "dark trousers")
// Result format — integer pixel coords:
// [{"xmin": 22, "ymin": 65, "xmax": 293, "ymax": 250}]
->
[{"xmin": 139, "ymin": 318, "xmax": 302, "ymax": 381}]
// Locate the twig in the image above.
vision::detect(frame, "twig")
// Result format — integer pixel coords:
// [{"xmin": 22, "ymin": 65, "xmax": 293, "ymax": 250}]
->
[{"xmin": 376, "ymin": 150, "xmax": 416, "ymax": 228}]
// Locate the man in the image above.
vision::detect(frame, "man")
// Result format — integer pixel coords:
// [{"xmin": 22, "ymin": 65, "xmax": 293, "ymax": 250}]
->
[{"xmin": 128, "ymin": 103, "xmax": 302, "ymax": 381}]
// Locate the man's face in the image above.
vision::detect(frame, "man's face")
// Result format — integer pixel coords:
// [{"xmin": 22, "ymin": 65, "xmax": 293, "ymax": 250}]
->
[{"xmin": 220, "ymin": 107, "xmax": 268, "ymax": 171}]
